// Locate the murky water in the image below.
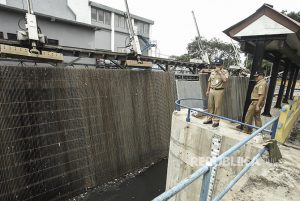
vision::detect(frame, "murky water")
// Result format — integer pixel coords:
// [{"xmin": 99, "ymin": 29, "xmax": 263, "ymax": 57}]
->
[{"xmin": 79, "ymin": 160, "xmax": 168, "ymax": 201}]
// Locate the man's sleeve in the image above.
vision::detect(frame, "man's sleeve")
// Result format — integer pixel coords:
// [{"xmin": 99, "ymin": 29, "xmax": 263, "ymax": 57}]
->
[
  {"xmin": 224, "ymin": 70, "xmax": 229, "ymax": 79},
  {"xmin": 258, "ymin": 84, "xmax": 266, "ymax": 95},
  {"xmin": 208, "ymin": 74, "xmax": 212, "ymax": 82}
]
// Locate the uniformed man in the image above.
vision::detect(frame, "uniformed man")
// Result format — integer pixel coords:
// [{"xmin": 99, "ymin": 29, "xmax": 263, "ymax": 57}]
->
[
  {"xmin": 203, "ymin": 58, "xmax": 229, "ymax": 127},
  {"xmin": 243, "ymin": 70, "xmax": 268, "ymax": 133}
]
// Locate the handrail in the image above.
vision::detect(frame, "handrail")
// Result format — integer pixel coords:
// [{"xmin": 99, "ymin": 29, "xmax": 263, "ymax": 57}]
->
[
  {"xmin": 212, "ymin": 147, "xmax": 267, "ymax": 201},
  {"xmin": 152, "ymin": 98, "xmax": 279, "ymax": 201},
  {"xmin": 152, "ymin": 117, "xmax": 278, "ymax": 201},
  {"xmin": 175, "ymin": 98, "xmax": 272, "ymax": 133}
]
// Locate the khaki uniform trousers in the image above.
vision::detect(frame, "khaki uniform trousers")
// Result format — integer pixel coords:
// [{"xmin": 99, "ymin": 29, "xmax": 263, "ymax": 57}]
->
[
  {"xmin": 244, "ymin": 101, "xmax": 263, "ymax": 133},
  {"xmin": 207, "ymin": 89, "xmax": 224, "ymax": 123}
]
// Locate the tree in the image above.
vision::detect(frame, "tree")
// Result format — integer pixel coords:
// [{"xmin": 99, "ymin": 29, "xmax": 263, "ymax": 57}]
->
[
  {"xmin": 173, "ymin": 37, "xmax": 240, "ymax": 67},
  {"xmin": 169, "ymin": 54, "xmax": 190, "ymax": 62},
  {"xmin": 281, "ymin": 10, "xmax": 300, "ymax": 22}
]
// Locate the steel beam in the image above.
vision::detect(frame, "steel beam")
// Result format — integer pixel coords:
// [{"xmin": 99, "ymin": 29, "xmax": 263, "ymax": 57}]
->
[
  {"xmin": 290, "ymin": 66, "xmax": 299, "ymax": 99},
  {"xmin": 262, "ymin": 53, "xmax": 281, "ymax": 116},
  {"xmin": 283, "ymin": 64, "xmax": 295, "ymax": 103},
  {"xmin": 242, "ymin": 40, "xmax": 265, "ymax": 122},
  {"xmin": 275, "ymin": 65, "xmax": 290, "ymax": 108},
  {"xmin": 0, "ymin": 39, "xmax": 206, "ymax": 72}
]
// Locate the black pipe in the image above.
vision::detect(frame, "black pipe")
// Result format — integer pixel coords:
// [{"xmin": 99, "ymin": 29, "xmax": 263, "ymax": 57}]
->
[
  {"xmin": 283, "ymin": 65, "xmax": 295, "ymax": 103},
  {"xmin": 262, "ymin": 53, "xmax": 281, "ymax": 116},
  {"xmin": 242, "ymin": 40, "xmax": 265, "ymax": 122},
  {"xmin": 275, "ymin": 65, "xmax": 289, "ymax": 108},
  {"xmin": 289, "ymin": 66, "xmax": 299, "ymax": 100}
]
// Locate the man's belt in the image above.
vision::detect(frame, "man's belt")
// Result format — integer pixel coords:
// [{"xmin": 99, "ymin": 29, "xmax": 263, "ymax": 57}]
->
[
  {"xmin": 251, "ymin": 99, "xmax": 258, "ymax": 101},
  {"xmin": 211, "ymin": 87, "xmax": 224, "ymax": 90}
]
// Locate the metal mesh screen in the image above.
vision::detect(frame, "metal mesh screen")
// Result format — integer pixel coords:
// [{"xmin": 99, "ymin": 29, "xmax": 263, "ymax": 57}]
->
[{"xmin": 0, "ymin": 66, "xmax": 176, "ymax": 201}]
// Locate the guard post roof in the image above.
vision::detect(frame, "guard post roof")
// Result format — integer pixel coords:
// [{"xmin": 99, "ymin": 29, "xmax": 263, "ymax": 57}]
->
[{"xmin": 223, "ymin": 4, "xmax": 300, "ymax": 67}]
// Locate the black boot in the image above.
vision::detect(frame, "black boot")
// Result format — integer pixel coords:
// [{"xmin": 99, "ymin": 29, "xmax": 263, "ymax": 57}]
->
[
  {"xmin": 212, "ymin": 123, "xmax": 219, "ymax": 127},
  {"xmin": 203, "ymin": 120, "xmax": 213, "ymax": 124}
]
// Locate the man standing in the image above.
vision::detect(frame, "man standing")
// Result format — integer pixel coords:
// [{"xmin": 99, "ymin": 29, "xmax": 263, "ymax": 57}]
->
[
  {"xmin": 203, "ymin": 58, "xmax": 229, "ymax": 127},
  {"xmin": 243, "ymin": 70, "xmax": 268, "ymax": 133}
]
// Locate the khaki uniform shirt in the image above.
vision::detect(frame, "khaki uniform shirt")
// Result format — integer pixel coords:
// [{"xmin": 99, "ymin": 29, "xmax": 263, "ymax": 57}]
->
[
  {"xmin": 251, "ymin": 79, "xmax": 267, "ymax": 101},
  {"xmin": 208, "ymin": 69, "xmax": 229, "ymax": 89}
]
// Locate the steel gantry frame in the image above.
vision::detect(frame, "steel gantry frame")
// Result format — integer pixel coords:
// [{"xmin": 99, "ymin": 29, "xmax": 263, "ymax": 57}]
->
[{"xmin": 0, "ymin": 38, "xmax": 206, "ymax": 72}]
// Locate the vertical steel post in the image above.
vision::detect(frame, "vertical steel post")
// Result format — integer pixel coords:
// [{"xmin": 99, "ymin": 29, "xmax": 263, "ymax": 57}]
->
[
  {"xmin": 275, "ymin": 65, "xmax": 289, "ymax": 108},
  {"xmin": 27, "ymin": 0, "xmax": 34, "ymax": 14},
  {"xmin": 283, "ymin": 65, "xmax": 295, "ymax": 103},
  {"xmin": 199, "ymin": 167, "xmax": 212, "ymax": 201},
  {"xmin": 176, "ymin": 100, "xmax": 181, "ymax": 111},
  {"xmin": 262, "ymin": 53, "xmax": 281, "ymax": 116},
  {"xmin": 242, "ymin": 40, "xmax": 265, "ymax": 122},
  {"xmin": 186, "ymin": 108, "xmax": 191, "ymax": 122},
  {"xmin": 263, "ymin": 54, "xmax": 281, "ymax": 117},
  {"xmin": 289, "ymin": 66, "xmax": 299, "ymax": 100},
  {"xmin": 271, "ymin": 118, "xmax": 279, "ymax": 139}
]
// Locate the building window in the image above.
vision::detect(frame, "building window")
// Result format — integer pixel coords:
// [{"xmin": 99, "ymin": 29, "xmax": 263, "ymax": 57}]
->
[
  {"xmin": 134, "ymin": 20, "xmax": 150, "ymax": 35},
  {"xmin": 143, "ymin": 24, "xmax": 149, "ymax": 34},
  {"xmin": 91, "ymin": 8, "xmax": 97, "ymax": 21},
  {"xmin": 104, "ymin": 12, "xmax": 111, "ymax": 25},
  {"xmin": 98, "ymin": 10, "xmax": 104, "ymax": 22},
  {"xmin": 116, "ymin": 14, "xmax": 126, "ymax": 29},
  {"xmin": 91, "ymin": 7, "xmax": 111, "ymax": 25}
]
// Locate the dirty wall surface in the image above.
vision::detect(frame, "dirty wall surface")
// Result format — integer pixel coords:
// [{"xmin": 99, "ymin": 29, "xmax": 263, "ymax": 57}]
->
[
  {"xmin": 176, "ymin": 74, "xmax": 249, "ymax": 121},
  {"xmin": 0, "ymin": 66, "xmax": 176, "ymax": 201}
]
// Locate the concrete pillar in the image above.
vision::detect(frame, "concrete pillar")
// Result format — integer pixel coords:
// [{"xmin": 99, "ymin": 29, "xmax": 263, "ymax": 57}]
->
[
  {"xmin": 262, "ymin": 53, "xmax": 281, "ymax": 116},
  {"xmin": 275, "ymin": 65, "xmax": 289, "ymax": 108},
  {"xmin": 111, "ymin": 13, "xmax": 115, "ymax": 52},
  {"xmin": 242, "ymin": 40, "xmax": 265, "ymax": 122},
  {"xmin": 283, "ymin": 65, "xmax": 295, "ymax": 103},
  {"xmin": 289, "ymin": 66, "xmax": 299, "ymax": 100}
]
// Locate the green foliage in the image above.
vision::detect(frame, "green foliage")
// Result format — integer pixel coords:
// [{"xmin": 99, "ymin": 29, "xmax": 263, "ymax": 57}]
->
[
  {"xmin": 244, "ymin": 54, "xmax": 272, "ymax": 75},
  {"xmin": 169, "ymin": 54, "xmax": 190, "ymax": 62},
  {"xmin": 281, "ymin": 10, "xmax": 300, "ymax": 22},
  {"xmin": 171, "ymin": 37, "xmax": 240, "ymax": 67}
]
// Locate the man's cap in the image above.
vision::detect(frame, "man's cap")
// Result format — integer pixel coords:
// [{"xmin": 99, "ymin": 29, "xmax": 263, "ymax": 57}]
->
[
  {"xmin": 213, "ymin": 58, "xmax": 224, "ymax": 65},
  {"xmin": 254, "ymin": 70, "xmax": 265, "ymax": 77}
]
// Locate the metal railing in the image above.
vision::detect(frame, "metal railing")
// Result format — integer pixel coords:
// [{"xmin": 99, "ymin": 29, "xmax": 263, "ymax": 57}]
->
[
  {"xmin": 152, "ymin": 98, "xmax": 279, "ymax": 201},
  {"xmin": 176, "ymin": 98, "xmax": 274, "ymax": 134}
]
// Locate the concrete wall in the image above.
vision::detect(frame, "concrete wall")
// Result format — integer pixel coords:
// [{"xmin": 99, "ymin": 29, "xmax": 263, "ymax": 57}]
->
[
  {"xmin": 115, "ymin": 32, "xmax": 129, "ymax": 52},
  {"xmin": 0, "ymin": 1, "xmax": 153, "ymax": 54},
  {"xmin": 67, "ymin": 0, "xmax": 91, "ymax": 24},
  {"xmin": 176, "ymin": 74, "xmax": 249, "ymax": 121},
  {"xmin": 6, "ymin": 0, "xmax": 75, "ymax": 20},
  {"xmin": 95, "ymin": 29, "xmax": 111, "ymax": 50},
  {"xmin": 0, "ymin": 66, "xmax": 176, "ymax": 201},
  {"xmin": 0, "ymin": 9, "xmax": 95, "ymax": 49},
  {"xmin": 176, "ymin": 80, "xmax": 207, "ymax": 109},
  {"xmin": 165, "ymin": 111, "xmax": 261, "ymax": 200}
]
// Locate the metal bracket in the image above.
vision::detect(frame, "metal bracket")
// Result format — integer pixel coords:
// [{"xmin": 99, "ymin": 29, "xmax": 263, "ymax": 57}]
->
[{"xmin": 0, "ymin": 44, "xmax": 64, "ymax": 62}]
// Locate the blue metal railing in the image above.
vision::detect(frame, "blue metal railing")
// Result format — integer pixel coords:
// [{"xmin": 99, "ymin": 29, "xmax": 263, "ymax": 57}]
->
[
  {"xmin": 152, "ymin": 98, "xmax": 279, "ymax": 201},
  {"xmin": 175, "ymin": 98, "xmax": 274, "ymax": 133}
]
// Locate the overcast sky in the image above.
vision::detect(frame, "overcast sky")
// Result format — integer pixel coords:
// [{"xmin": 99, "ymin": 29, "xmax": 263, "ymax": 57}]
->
[{"xmin": 94, "ymin": 0, "xmax": 300, "ymax": 57}]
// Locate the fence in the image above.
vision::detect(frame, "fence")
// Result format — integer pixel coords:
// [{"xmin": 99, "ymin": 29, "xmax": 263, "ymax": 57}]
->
[{"xmin": 153, "ymin": 98, "xmax": 279, "ymax": 201}]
